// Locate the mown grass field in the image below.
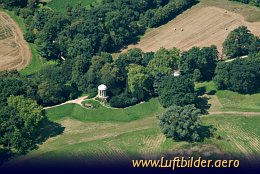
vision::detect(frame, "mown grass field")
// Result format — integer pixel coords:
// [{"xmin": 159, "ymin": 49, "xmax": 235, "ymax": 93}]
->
[
  {"xmin": 196, "ymin": 81, "xmax": 260, "ymax": 112},
  {"xmin": 8, "ymin": 113, "xmax": 260, "ymax": 166},
  {"xmin": 203, "ymin": 115, "xmax": 260, "ymax": 162},
  {"xmin": 47, "ymin": 0, "xmax": 100, "ymax": 12}
]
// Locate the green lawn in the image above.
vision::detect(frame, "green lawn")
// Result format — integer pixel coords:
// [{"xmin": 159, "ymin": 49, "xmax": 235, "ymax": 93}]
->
[
  {"xmin": 216, "ymin": 91, "xmax": 260, "ymax": 112},
  {"xmin": 196, "ymin": 81, "xmax": 260, "ymax": 112},
  {"xmin": 47, "ymin": 0, "xmax": 100, "ymax": 12},
  {"xmin": 46, "ymin": 98, "xmax": 163, "ymax": 122}
]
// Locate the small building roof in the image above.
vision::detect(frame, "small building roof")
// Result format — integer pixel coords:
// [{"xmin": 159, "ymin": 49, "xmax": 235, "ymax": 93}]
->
[{"xmin": 98, "ymin": 84, "xmax": 107, "ymax": 90}]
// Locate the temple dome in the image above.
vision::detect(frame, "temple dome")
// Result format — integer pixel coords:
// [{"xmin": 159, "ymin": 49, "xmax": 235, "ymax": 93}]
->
[{"xmin": 98, "ymin": 84, "xmax": 107, "ymax": 91}]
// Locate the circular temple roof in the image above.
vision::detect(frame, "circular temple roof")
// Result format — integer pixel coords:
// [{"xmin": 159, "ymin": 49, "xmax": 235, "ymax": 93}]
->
[{"xmin": 98, "ymin": 84, "xmax": 107, "ymax": 90}]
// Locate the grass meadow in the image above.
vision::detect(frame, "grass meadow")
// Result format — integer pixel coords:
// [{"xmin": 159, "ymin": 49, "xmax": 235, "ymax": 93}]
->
[{"xmin": 8, "ymin": 114, "xmax": 260, "ymax": 165}]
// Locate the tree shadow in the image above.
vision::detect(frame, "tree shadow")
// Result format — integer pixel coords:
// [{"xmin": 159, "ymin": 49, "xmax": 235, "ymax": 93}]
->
[
  {"xmin": 195, "ymin": 96, "xmax": 210, "ymax": 114},
  {"xmin": 206, "ymin": 90, "xmax": 216, "ymax": 95},
  {"xmin": 0, "ymin": 148, "xmax": 15, "ymax": 166},
  {"xmin": 196, "ymin": 87, "xmax": 216, "ymax": 96},
  {"xmin": 0, "ymin": 119, "xmax": 64, "ymax": 167},
  {"xmin": 197, "ymin": 125, "xmax": 216, "ymax": 142},
  {"xmin": 34, "ymin": 118, "xmax": 65, "ymax": 146},
  {"xmin": 196, "ymin": 87, "xmax": 206, "ymax": 96}
]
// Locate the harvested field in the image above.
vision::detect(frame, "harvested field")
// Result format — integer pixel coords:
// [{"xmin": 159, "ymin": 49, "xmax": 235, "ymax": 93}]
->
[
  {"xmin": 124, "ymin": 6, "xmax": 260, "ymax": 54},
  {"xmin": 0, "ymin": 12, "xmax": 31, "ymax": 71}
]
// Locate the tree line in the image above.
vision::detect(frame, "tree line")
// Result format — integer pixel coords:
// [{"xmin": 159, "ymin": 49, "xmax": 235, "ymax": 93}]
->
[
  {"xmin": 17, "ymin": 0, "xmax": 197, "ymax": 61},
  {"xmin": 214, "ymin": 54, "xmax": 260, "ymax": 94}
]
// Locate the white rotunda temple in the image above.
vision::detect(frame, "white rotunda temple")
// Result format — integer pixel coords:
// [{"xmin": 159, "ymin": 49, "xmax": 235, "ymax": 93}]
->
[{"xmin": 98, "ymin": 84, "xmax": 108, "ymax": 99}]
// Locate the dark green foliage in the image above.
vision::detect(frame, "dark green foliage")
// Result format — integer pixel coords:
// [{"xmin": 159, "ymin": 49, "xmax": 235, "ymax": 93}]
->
[
  {"xmin": 140, "ymin": 0, "xmax": 197, "ymax": 27},
  {"xmin": 192, "ymin": 69, "xmax": 202, "ymax": 82},
  {"xmin": 223, "ymin": 26, "xmax": 260, "ymax": 58},
  {"xmin": 180, "ymin": 46, "xmax": 218, "ymax": 81},
  {"xmin": 0, "ymin": 71, "xmax": 38, "ymax": 107},
  {"xmin": 159, "ymin": 105, "xmax": 201, "ymax": 141},
  {"xmin": 0, "ymin": 0, "xmax": 28, "ymax": 8},
  {"xmin": 0, "ymin": 96, "xmax": 45, "ymax": 154},
  {"xmin": 109, "ymin": 93, "xmax": 138, "ymax": 108},
  {"xmin": 148, "ymin": 47, "xmax": 180, "ymax": 76},
  {"xmin": 158, "ymin": 75, "xmax": 196, "ymax": 107},
  {"xmin": 22, "ymin": 0, "xmax": 196, "ymax": 62},
  {"xmin": 3, "ymin": 0, "xmax": 196, "ymax": 108},
  {"xmin": 115, "ymin": 48, "xmax": 144, "ymax": 82},
  {"xmin": 34, "ymin": 65, "xmax": 71, "ymax": 106},
  {"xmin": 214, "ymin": 56, "xmax": 260, "ymax": 94}
]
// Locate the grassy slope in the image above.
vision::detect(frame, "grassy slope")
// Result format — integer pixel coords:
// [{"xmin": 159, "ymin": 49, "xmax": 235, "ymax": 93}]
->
[
  {"xmin": 47, "ymin": 98, "xmax": 163, "ymax": 122},
  {"xmin": 196, "ymin": 81, "xmax": 260, "ymax": 112},
  {"xmin": 47, "ymin": 0, "xmax": 100, "ymax": 12}
]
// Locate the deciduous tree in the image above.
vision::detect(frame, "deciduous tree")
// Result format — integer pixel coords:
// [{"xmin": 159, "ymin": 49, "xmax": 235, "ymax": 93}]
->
[{"xmin": 159, "ymin": 105, "xmax": 201, "ymax": 142}]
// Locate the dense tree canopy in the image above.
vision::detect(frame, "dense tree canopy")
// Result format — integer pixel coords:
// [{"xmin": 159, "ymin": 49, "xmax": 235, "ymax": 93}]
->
[
  {"xmin": 140, "ymin": 0, "xmax": 197, "ymax": 27},
  {"xmin": 223, "ymin": 26, "xmax": 260, "ymax": 58},
  {"xmin": 0, "ymin": 0, "xmax": 28, "ymax": 8},
  {"xmin": 180, "ymin": 46, "xmax": 218, "ymax": 81},
  {"xmin": 0, "ymin": 71, "xmax": 37, "ymax": 107},
  {"xmin": 159, "ymin": 105, "xmax": 201, "ymax": 141},
  {"xmin": 0, "ymin": 0, "xmax": 209, "ymax": 157},
  {"xmin": 148, "ymin": 47, "xmax": 180, "ymax": 76},
  {"xmin": 214, "ymin": 56, "xmax": 260, "ymax": 94},
  {"xmin": 158, "ymin": 75, "xmax": 196, "ymax": 107},
  {"xmin": 127, "ymin": 64, "xmax": 153, "ymax": 101},
  {"xmin": 0, "ymin": 96, "xmax": 45, "ymax": 154}
]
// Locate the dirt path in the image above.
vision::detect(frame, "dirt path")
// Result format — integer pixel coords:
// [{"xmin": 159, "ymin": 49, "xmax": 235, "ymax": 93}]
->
[
  {"xmin": 44, "ymin": 96, "xmax": 89, "ymax": 109},
  {"xmin": 209, "ymin": 111, "xmax": 260, "ymax": 116},
  {"xmin": 0, "ymin": 12, "xmax": 31, "ymax": 71}
]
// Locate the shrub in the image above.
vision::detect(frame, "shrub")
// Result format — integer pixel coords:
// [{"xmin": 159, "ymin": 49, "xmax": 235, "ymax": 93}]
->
[{"xmin": 109, "ymin": 93, "xmax": 138, "ymax": 108}]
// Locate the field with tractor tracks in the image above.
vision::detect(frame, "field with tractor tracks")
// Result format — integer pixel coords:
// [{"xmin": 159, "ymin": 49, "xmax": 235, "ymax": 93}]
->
[{"xmin": 0, "ymin": 12, "xmax": 31, "ymax": 71}]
